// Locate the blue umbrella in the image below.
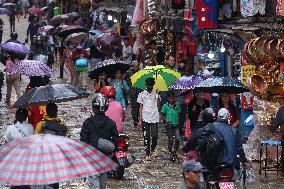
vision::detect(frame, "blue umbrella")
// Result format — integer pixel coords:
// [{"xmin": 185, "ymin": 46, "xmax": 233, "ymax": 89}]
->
[
  {"xmin": 0, "ymin": 8, "xmax": 11, "ymax": 15},
  {"xmin": 1, "ymin": 42, "xmax": 30, "ymax": 54}
]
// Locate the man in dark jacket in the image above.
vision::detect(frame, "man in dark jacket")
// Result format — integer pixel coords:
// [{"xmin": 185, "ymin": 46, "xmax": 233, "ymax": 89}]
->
[
  {"xmin": 199, "ymin": 108, "xmax": 247, "ymax": 169},
  {"xmin": 80, "ymin": 93, "xmax": 119, "ymax": 189}
]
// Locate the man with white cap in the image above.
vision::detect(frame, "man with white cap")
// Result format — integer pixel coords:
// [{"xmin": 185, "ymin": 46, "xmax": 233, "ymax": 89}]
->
[
  {"xmin": 209, "ymin": 108, "xmax": 247, "ymax": 169},
  {"xmin": 177, "ymin": 160, "xmax": 204, "ymax": 189}
]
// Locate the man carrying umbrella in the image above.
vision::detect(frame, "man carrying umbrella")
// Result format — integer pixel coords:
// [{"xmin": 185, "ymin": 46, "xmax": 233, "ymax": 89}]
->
[{"xmin": 137, "ymin": 78, "xmax": 160, "ymax": 160}]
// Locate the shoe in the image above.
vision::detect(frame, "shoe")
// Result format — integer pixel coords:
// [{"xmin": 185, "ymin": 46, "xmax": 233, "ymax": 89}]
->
[{"xmin": 145, "ymin": 155, "xmax": 152, "ymax": 161}]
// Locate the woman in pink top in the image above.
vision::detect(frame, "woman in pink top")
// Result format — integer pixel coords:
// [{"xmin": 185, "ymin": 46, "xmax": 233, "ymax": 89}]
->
[
  {"xmin": 5, "ymin": 57, "xmax": 21, "ymax": 104},
  {"xmin": 62, "ymin": 44, "xmax": 75, "ymax": 84},
  {"xmin": 101, "ymin": 86, "xmax": 125, "ymax": 133}
]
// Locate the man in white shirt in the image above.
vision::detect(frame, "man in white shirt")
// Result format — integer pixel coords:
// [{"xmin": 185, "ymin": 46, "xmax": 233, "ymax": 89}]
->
[
  {"xmin": 137, "ymin": 78, "xmax": 160, "ymax": 160},
  {"xmin": 196, "ymin": 61, "xmax": 212, "ymax": 77}
]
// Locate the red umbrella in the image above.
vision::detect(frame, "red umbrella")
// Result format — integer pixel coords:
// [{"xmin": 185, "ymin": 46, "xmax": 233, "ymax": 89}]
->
[
  {"xmin": 95, "ymin": 33, "xmax": 121, "ymax": 56},
  {"xmin": 28, "ymin": 7, "xmax": 45, "ymax": 17}
]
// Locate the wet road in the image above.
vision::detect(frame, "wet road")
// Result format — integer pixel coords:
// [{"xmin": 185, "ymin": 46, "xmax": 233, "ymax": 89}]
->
[{"xmin": 0, "ymin": 15, "xmax": 284, "ymax": 189}]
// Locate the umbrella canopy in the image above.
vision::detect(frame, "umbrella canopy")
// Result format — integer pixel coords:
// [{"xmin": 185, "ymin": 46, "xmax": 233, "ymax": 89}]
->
[
  {"xmin": 89, "ymin": 29, "xmax": 103, "ymax": 36},
  {"xmin": 14, "ymin": 84, "xmax": 89, "ymax": 108},
  {"xmin": 57, "ymin": 25, "xmax": 88, "ymax": 38},
  {"xmin": 95, "ymin": 33, "xmax": 121, "ymax": 56},
  {"xmin": 1, "ymin": 42, "xmax": 30, "ymax": 54},
  {"xmin": 67, "ymin": 12, "xmax": 80, "ymax": 22},
  {"xmin": 88, "ymin": 59, "xmax": 131, "ymax": 79},
  {"xmin": 0, "ymin": 8, "xmax": 11, "ymax": 15},
  {"xmin": 169, "ymin": 76, "xmax": 204, "ymax": 90},
  {"xmin": 195, "ymin": 76, "xmax": 249, "ymax": 94},
  {"xmin": 62, "ymin": 32, "xmax": 88, "ymax": 46},
  {"xmin": 10, "ymin": 60, "xmax": 54, "ymax": 77},
  {"xmin": 131, "ymin": 65, "xmax": 181, "ymax": 92},
  {"xmin": 0, "ymin": 134, "xmax": 116, "ymax": 186},
  {"xmin": 49, "ymin": 14, "xmax": 69, "ymax": 26},
  {"xmin": 28, "ymin": 7, "xmax": 45, "ymax": 17},
  {"xmin": 3, "ymin": 3, "xmax": 16, "ymax": 6}
]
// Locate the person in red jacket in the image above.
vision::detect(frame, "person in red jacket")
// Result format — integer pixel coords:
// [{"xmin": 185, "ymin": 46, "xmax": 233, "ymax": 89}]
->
[{"xmin": 26, "ymin": 76, "xmax": 47, "ymax": 129}]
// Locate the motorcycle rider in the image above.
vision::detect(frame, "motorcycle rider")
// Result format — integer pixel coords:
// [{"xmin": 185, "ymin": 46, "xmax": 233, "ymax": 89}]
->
[
  {"xmin": 101, "ymin": 86, "xmax": 125, "ymax": 134},
  {"xmin": 182, "ymin": 108, "xmax": 215, "ymax": 158},
  {"xmin": 5, "ymin": 32, "xmax": 21, "ymax": 43},
  {"xmin": 199, "ymin": 108, "xmax": 247, "ymax": 172},
  {"xmin": 80, "ymin": 93, "xmax": 119, "ymax": 189}
]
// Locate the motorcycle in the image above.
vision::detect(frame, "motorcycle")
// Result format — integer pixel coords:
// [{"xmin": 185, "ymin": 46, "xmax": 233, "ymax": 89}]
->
[
  {"xmin": 109, "ymin": 134, "xmax": 135, "ymax": 179},
  {"xmin": 203, "ymin": 164, "xmax": 235, "ymax": 189}
]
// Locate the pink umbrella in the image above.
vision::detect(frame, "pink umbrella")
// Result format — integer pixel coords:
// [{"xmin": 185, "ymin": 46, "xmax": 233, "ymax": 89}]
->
[
  {"xmin": 10, "ymin": 60, "xmax": 54, "ymax": 77},
  {"xmin": 28, "ymin": 7, "xmax": 45, "ymax": 17}
]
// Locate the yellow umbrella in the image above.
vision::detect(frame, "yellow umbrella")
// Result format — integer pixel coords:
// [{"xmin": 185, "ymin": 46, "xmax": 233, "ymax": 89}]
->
[{"xmin": 130, "ymin": 65, "xmax": 181, "ymax": 91}]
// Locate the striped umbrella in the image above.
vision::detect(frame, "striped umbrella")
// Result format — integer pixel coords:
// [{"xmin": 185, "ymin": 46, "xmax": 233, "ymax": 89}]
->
[
  {"xmin": 0, "ymin": 134, "xmax": 116, "ymax": 186},
  {"xmin": 131, "ymin": 65, "xmax": 181, "ymax": 92}
]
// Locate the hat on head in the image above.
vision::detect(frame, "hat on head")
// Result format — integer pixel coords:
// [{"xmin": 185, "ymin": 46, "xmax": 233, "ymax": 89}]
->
[
  {"xmin": 182, "ymin": 160, "xmax": 203, "ymax": 172},
  {"xmin": 218, "ymin": 108, "xmax": 229, "ymax": 120}
]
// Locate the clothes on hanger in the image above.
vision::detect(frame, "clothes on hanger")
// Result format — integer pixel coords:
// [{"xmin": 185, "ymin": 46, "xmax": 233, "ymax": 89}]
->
[{"xmin": 195, "ymin": 0, "xmax": 218, "ymax": 29}]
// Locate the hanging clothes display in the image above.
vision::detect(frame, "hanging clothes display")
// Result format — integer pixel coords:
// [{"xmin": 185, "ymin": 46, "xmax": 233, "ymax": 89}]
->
[
  {"xmin": 132, "ymin": 0, "xmax": 144, "ymax": 26},
  {"xmin": 172, "ymin": 0, "xmax": 186, "ymax": 9},
  {"xmin": 253, "ymin": 0, "xmax": 266, "ymax": 15},
  {"xmin": 219, "ymin": 1, "xmax": 232, "ymax": 18},
  {"xmin": 265, "ymin": 0, "xmax": 276, "ymax": 15},
  {"xmin": 276, "ymin": 0, "xmax": 284, "ymax": 16},
  {"xmin": 195, "ymin": 0, "xmax": 218, "ymax": 30},
  {"xmin": 240, "ymin": 0, "xmax": 266, "ymax": 17}
]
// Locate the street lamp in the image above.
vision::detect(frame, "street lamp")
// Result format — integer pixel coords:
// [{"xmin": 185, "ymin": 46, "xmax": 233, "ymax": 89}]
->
[{"xmin": 107, "ymin": 15, "xmax": 113, "ymax": 21}]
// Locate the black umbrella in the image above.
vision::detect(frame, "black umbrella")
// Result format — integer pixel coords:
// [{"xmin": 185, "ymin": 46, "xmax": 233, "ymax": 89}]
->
[
  {"xmin": 57, "ymin": 25, "xmax": 88, "ymax": 38},
  {"xmin": 14, "ymin": 84, "xmax": 89, "ymax": 108},
  {"xmin": 194, "ymin": 76, "xmax": 249, "ymax": 94},
  {"xmin": 88, "ymin": 59, "xmax": 131, "ymax": 79}
]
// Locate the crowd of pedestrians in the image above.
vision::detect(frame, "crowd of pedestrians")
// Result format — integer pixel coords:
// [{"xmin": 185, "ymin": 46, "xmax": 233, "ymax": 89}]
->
[{"xmin": 0, "ymin": 1, "xmax": 249, "ymax": 189}]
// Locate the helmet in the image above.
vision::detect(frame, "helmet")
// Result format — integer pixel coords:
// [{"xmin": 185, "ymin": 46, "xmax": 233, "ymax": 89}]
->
[
  {"xmin": 101, "ymin": 86, "xmax": 116, "ymax": 98},
  {"xmin": 10, "ymin": 32, "xmax": 18, "ymax": 40},
  {"xmin": 202, "ymin": 108, "xmax": 215, "ymax": 123},
  {"xmin": 92, "ymin": 93, "xmax": 109, "ymax": 113}
]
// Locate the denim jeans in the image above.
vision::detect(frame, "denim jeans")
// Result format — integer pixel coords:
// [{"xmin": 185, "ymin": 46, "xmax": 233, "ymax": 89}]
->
[
  {"xmin": 89, "ymin": 173, "xmax": 108, "ymax": 189},
  {"xmin": 166, "ymin": 125, "xmax": 180, "ymax": 152},
  {"xmin": 142, "ymin": 122, "xmax": 158, "ymax": 155}
]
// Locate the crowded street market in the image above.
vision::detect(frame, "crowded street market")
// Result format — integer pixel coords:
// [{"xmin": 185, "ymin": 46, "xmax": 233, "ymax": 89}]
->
[{"xmin": 0, "ymin": 0, "xmax": 284, "ymax": 189}]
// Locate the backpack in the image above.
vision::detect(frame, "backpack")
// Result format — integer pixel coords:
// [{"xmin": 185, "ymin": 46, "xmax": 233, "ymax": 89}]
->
[
  {"xmin": 42, "ymin": 120, "xmax": 67, "ymax": 136},
  {"xmin": 75, "ymin": 58, "xmax": 88, "ymax": 72},
  {"xmin": 200, "ymin": 123, "xmax": 224, "ymax": 168}
]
